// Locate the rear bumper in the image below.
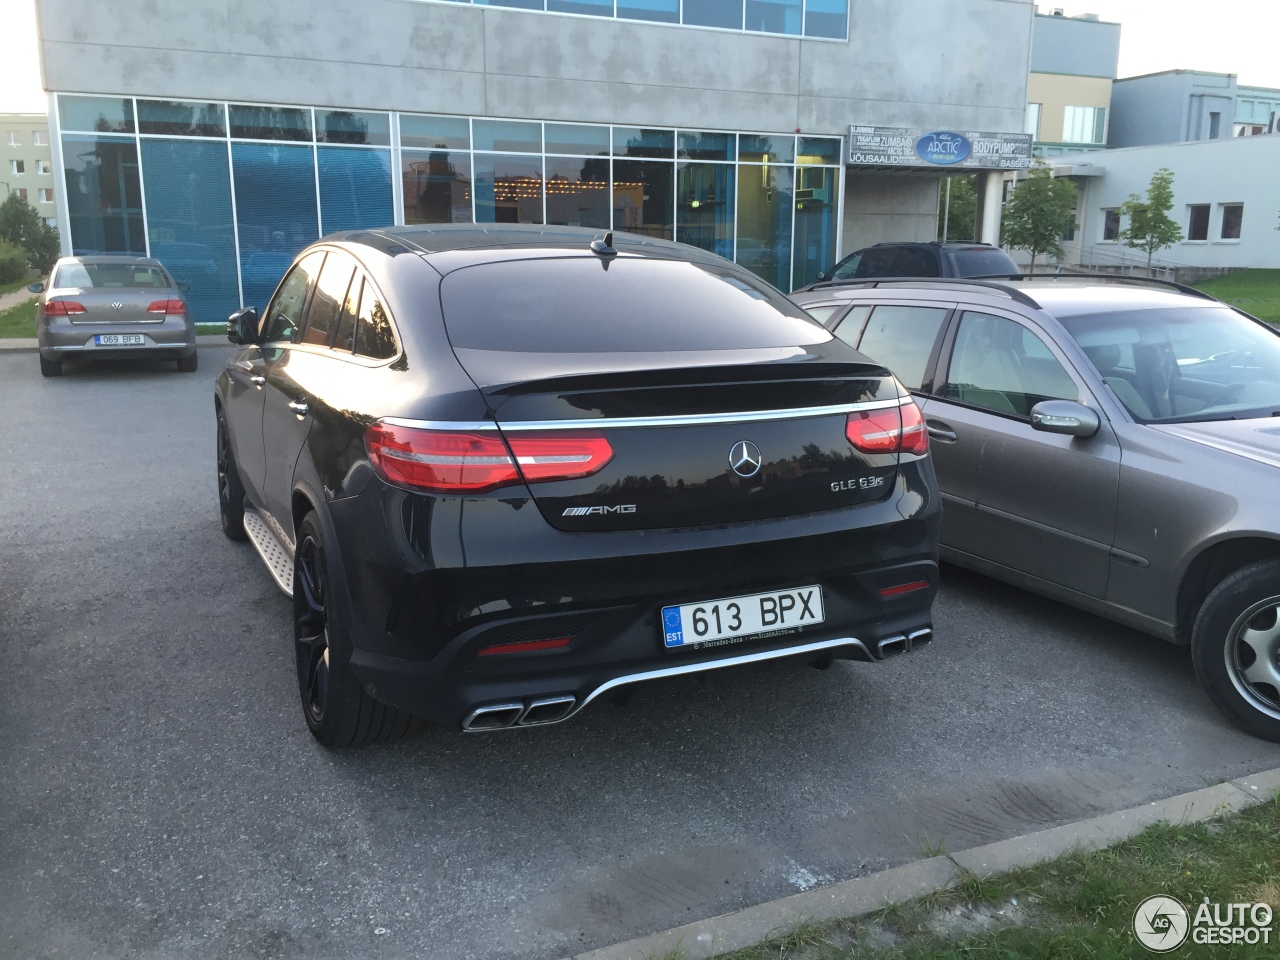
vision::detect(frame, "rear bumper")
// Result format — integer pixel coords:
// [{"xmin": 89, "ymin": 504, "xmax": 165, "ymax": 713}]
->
[{"xmin": 39, "ymin": 317, "xmax": 196, "ymax": 360}]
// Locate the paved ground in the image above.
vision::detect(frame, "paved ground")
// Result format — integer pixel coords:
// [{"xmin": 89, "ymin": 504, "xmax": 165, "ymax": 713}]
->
[
  {"xmin": 3, "ymin": 349, "xmax": 1279, "ymax": 960},
  {"xmin": 0, "ymin": 285, "xmax": 37, "ymax": 312}
]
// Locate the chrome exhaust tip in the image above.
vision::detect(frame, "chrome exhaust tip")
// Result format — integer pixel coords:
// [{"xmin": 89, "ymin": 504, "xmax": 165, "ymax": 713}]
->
[
  {"xmin": 876, "ymin": 635, "xmax": 909, "ymax": 659},
  {"xmin": 908, "ymin": 628, "xmax": 934, "ymax": 649},
  {"xmin": 518, "ymin": 695, "xmax": 577, "ymax": 726},
  {"xmin": 462, "ymin": 702, "xmax": 525, "ymax": 731}
]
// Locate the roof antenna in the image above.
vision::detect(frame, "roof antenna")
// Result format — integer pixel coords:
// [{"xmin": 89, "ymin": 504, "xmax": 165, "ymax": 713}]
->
[{"xmin": 590, "ymin": 232, "xmax": 617, "ymax": 257}]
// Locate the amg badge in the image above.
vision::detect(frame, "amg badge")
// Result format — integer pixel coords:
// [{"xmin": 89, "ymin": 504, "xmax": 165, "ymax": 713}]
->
[
  {"xmin": 832, "ymin": 476, "xmax": 886, "ymax": 493},
  {"xmin": 562, "ymin": 504, "xmax": 638, "ymax": 517}
]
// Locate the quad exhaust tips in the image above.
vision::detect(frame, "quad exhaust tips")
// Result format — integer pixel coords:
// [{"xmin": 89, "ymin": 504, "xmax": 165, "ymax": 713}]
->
[
  {"xmin": 876, "ymin": 628, "xmax": 933, "ymax": 660},
  {"xmin": 462, "ymin": 696, "xmax": 578, "ymax": 732}
]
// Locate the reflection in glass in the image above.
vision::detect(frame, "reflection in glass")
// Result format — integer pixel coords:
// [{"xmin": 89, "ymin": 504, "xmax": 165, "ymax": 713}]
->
[
  {"xmin": 679, "ymin": 131, "xmax": 734, "ymax": 161},
  {"xmin": 402, "ymin": 149, "xmax": 473, "ymax": 224},
  {"xmin": 613, "ymin": 161, "xmax": 674, "ymax": 239},
  {"xmin": 549, "ymin": 0, "xmax": 610, "ymax": 15},
  {"xmin": 617, "ymin": 0, "xmax": 679, "ymax": 22},
  {"xmin": 61, "ymin": 135, "xmax": 145, "ymax": 255},
  {"xmin": 474, "ymin": 154, "xmax": 544, "ymax": 224},
  {"xmin": 677, "ymin": 162, "xmax": 735, "ymax": 259},
  {"xmin": 400, "ymin": 115, "xmax": 470, "ymax": 151},
  {"xmin": 137, "ymin": 100, "xmax": 226, "ymax": 137},
  {"xmin": 681, "ymin": 0, "xmax": 743, "ymax": 28},
  {"xmin": 803, "ymin": 0, "xmax": 847, "ymax": 37},
  {"xmin": 318, "ymin": 147, "xmax": 394, "ymax": 232},
  {"xmin": 355, "ymin": 281, "xmax": 398, "ymax": 360},
  {"xmin": 545, "ymin": 157, "xmax": 610, "ymax": 228},
  {"xmin": 475, "ymin": 0, "xmax": 544, "ymax": 9},
  {"xmin": 745, "ymin": 0, "xmax": 800, "ymax": 34},
  {"xmin": 229, "ymin": 105, "xmax": 312, "ymax": 142},
  {"xmin": 612, "ymin": 128, "xmax": 675, "ymax": 159},
  {"xmin": 545, "ymin": 124, "xmax": 610, "ymax": 156},
  {"xmin": 792, "ymin": 166, "xmax": 837, "ymax": 289},
  {"xmin": 797, "ymin": 137, "xmax": 843, "ymax": 165},
  {"xmin": 140, "ymin": 138, "xmax": 239, "ymax": 323},
  {"xmin": 736, "ymin": 162, "xmax": 793, "ymax": 290},
  {"xmin": 317, "ymin": 110, "xmax": 391, "ymax": 146},
  {"xmin": 59, "ymin": 96, "xmax": 135, "ymax": 134},
  {"xmin": 473, "ymin": 119, "xmax": 541, "ymax": 153},
  {"xmin": 739, "ymin": 134, "xmax": 795, "ymax": 164},
  {"xmin": 231, "ymin": 143, "xmax": 319, "ymax": 309}
]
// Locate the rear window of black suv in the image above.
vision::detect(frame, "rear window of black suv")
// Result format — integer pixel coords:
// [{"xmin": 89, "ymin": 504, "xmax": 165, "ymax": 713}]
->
[{"xmin": 439, "ymin": 256, "xmax": 828, "ymax": 353}]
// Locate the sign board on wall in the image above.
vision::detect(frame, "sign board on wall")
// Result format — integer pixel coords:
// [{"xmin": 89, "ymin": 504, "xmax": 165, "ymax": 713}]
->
[{"xmin": 847, "ymin": 125, "xmax": 1033, "ymax": 169}]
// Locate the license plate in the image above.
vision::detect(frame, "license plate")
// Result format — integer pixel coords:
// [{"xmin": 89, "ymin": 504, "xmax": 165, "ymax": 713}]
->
[
  {"xmin": 95, "ymin": 334, "xmax": 145, "ymax": 346},
  {"xmin": 662, "ymin": 585, "xmax": 824, "ymax": 648}
]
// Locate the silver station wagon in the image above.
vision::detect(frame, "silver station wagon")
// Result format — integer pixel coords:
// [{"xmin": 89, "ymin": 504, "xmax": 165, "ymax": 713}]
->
[{"xmin": 33, "ymin": 256, "xmax": 197, "ymax": 377}]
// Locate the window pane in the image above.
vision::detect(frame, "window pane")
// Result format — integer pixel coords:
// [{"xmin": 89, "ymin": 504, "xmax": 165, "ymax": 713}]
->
[
  {"xmin": 473, "ymin": 119, "xmax": 541, "ymax": 153},
  {"xmin": 475, "ymin": 0, "xmax": 543, "ymax": 9},
  {"xmin": 1025, "ymin": 103, "xmax": 1041, "ymax": 138},
  {"xmin": 545, "ymin": 157, "xmax": 610, "ymax": 228},
  {"xmin": 736, "ymin": 163, "xmax": 792, "ymax": 289},
  {"xmin": 613, "ymin": 159, "xmax": 674, "ymax": 239},
  {"xmin": 797, "ymin": 137, "xmax": 841, "ymax": 165},
  {"xmin": 857, "ymin": 305, "xmax": 949, "ymax": 391},
  {"xmin": 738, "ymin": 134, "xmax": 795, "ymax": 163},
  {"xmin": 831, "ymin": 304, "xmax": 873, "ymax": 345},
  {"xmin": 676, "ymin": 162, "xmax": 735, "ymax": 258},
  {"xmin": 317, "ymin": 146, "xmax": 393, "ymax": 232},
  {"xmin": 232, "ymin": 143, "xmax": 320, "ymax": 310},
  {"xmin": 229, "ymin": 105, "xmax": 312, "ymax": 142},
  {"xmin": 545, "ymin": 123, "xmax": 610, "ymax": 156},
  {"xmin": 263, "ymin": 252, "xmax": 323, "ymax": 344},
  {"xmin": 474, "ymin": 154, "xmax": 544, "ymax": 224},
  {"xmin": 137, "ymin": 100, "xmax": 226, "ymax": 137},
  {"xmin": 682, "ymin": 0, "xmax": 743, "ymax": 28},
  {"xmin": 1103, "ymin": 209, "xmax": 1120, "ymax": 241},
  {"xmin": 60, "ymin": 96, "xmax": 134, "ymax": 134},
  {"xmin": 613, "ymin": 127, "xmax": 674, "ymax": 159},
  {"xmin": 317, "ymin": 110, "xmax": 391, "ymax": 146},
  {"xmin": 802, "ymin": 304, "xmax": 843, "ymax": 325},
  {"xmin": 400, "ymin": 115, "xmax": 470, "ymax": 151},
  {"xmin": 618, "ymin": 0, "xmax": 679, "ymax": 22},
  {"xmin": 942, "ymin": 312, "xmax": 1077, "ymax": 414},
  {"xmin": 745, "ymin": 0, "xmax": 800, "ymax": 33},
  {"xmin": 61, "ymin": 135, "xmax": 145, "ymax": 255},
  {"xmin": 301, "ymin": 252, "xmax": 354, "ymax": 347},
  {"xmin": 355, "ymin": 280, "xmax": 398, "ymax": 359},
  {"xmin": 1187, "ymin": 204, "xmax": 1210, "ymax": 241},
  {"xmin": 678, "ymin": 131, "xmax": 734, "ymax": 161},
  {"xmin": 403, "ymin": 149, "xmax": 473, "ymax": 224},
  {"xmin": 1221, "ymin": 204, "xmax": 1243, "ymax": 240},
  {"xmin": 335, "ymin": 276, "xmax": 362, "ymax": 352},
  {"xmin": 792, "ymin": 166, "xmax": 837, "ymax": 288},
  {"xmin": 803, "ymin": 0, "xmax": 846, "ymax": 37},
  {"xmin": 140, "ymin": 138, "xmax": 240, "ymax": 323},
  {"xmin": 549, "ymin": 0, "xmax": 610, "ymax": 15}
]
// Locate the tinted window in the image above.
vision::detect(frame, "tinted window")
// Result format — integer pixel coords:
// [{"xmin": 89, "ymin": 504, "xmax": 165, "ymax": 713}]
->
[
  {"xmin": 55, "ymin": 262, "xmax": 170, "ymax": 288},
  {"xmin": 855, "ymin": 305, "xmax": 948, "ymax": 389},
  {"xmin": 828, "ymin": 252, "xmax": 861, "ymax": 281},
  {"xmin": 262, "ymin": 252, "xmax": 323, "ymax": 344},
  {"xmin": 334, "ymin": 275, "xmax": 362, "ymax": 353},
  {"xmin": 439, "ymin": 258, "xmax": 827, "ymax": 354},
  {"xmin": 801, "ymin": 303, "xmax": 845, "ymax": 326},
  {"xmin": 301, "ymin": 253, "xmax": 354, "ymax": 347},
  {"xmin": 354, "ymin": 280, "xmax": 398, "ymax": 360},
  {"xmin": 948, "ymin": 247, "xmax": 1017, "ymax": 277},
  {"xmin": 830, "ymin": 305, "xmax": 872, "ymax": 347},
  {"xmin": 941, "ymin": 312, "xmax": 1077, "ymax": 416}
]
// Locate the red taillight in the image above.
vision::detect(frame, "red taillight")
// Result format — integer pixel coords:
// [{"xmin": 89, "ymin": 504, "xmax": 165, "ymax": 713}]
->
[
  {"xmin": 363, "ymin": 423, "xmax": 614, "ymax": 493},
  {"xmin": 845, "ymin": 401, "xmax": 928, "ymax": 456},
  {"xmin": 44, "ymin": 300, "xmax": 87, "ymax": 316},
  {"xmin": 477, "ymin": 636, "xmax": 573, "ymax": 657},
  {"xmin": 879, "ymin": 580, "xmax": 931, "ymax": 598},
  {"xmin": 148, "ymin": 299, "xmax": 186, "ymax": 315}
]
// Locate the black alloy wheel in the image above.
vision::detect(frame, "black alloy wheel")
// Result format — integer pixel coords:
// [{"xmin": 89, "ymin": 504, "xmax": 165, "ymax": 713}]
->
[
  {"xmin": 216, "ymin": 407, "xmax": 247, "ymax": 541},
  {"xmin": 294, "ymin": 529, "xmax": 331, "ymax": 731}
]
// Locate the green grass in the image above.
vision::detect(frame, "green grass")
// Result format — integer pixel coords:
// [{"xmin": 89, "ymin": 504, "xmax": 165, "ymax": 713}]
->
[
  {"xmin": 194, "ymin": 323, "xmax": 225, "ymax": 335},
  {"xmin": 1194, "ymin": 269, "xmax": 1280, "ymax": 323},
  {"xmin": 0, "ymin": 277, "xmax": 37, "ymax": 297},
  {"xmin": 697, "ymin": 794, "xmax": 1280, "ymax": 960},
  {"xmin": 0, "ymin": 300, "xmax": 36, "ymax": 338}
]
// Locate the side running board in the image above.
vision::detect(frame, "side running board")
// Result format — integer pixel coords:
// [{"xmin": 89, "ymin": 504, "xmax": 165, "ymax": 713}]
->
[{"xmin": 242, "ymin": 507, "xmax": 295, "ymax": 598}]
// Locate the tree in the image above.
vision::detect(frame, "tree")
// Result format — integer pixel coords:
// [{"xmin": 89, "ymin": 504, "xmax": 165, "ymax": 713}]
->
[
  {"xmin": 1116, "ymin": 168, "xmax": 1182, "ymax": 273},
  {"xmin": 0, "ymin": 192, "xmax": 60, "ymax": 274},
  {"xmin": 999, "ymin": 166, "xmax": 1079, "ymax": 271},
  {"xmin": 938, "ymin": 175, "xmax": 977, "ymax": 242}
]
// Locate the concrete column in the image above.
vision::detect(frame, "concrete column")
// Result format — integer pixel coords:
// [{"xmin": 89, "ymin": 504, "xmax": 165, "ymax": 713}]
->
[{"xmin": 974, "ymin": 170, "xmax": 1004, "ymax": 246}]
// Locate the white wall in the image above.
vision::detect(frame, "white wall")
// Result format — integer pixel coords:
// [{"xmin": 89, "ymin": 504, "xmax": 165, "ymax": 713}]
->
[{"xmin": 842, "ymin": 174, "xmax": 940, "ymax": 249}]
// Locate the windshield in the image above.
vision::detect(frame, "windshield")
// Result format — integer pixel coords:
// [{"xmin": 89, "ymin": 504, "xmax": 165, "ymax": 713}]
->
[
  {"xmin": 1059, "ymin": 305, "xmax": 1280, "ymax": 423},
  {"xmin": 55, "ymin": 262, "xmax": 171, "ymax": 289}
]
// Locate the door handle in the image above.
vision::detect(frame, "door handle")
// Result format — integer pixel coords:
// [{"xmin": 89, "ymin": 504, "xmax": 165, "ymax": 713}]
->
[
  {"xmin": 250, "ymin": 375, "xmax": 265, "ymax": 387},
  {"xmin": 926, "ymin": 421, "xmax": 958, "ymax": 443},
  {"xmin": 288, "ymin": 400, "xmax": 309, "ymax": 417}
]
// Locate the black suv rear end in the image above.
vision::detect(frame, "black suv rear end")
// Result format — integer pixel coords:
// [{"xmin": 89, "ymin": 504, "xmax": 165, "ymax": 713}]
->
[{"xmin": 807, "ymin": 241, "xmax": 1017, "ymax": 287}]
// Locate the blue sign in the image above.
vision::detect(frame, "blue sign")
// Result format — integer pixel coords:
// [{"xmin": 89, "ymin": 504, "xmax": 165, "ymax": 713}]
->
[{"xmin": 914, "ymin": 131, "xmax": 972, "ymax": 166}]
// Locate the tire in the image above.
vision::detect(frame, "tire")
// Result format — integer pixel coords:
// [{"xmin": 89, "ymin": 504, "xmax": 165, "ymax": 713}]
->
[
  {"xmin": 39, "ymin": 356, "xmax": 62, "ymax": 378},
  {"xmin": 177, "ymin": 352, "xmax": 198, "ymax": 373},
  {"xmin": 293, "ymin": 511, "xmax": 425, "ymax": 748},
  {"xmin": 1191, "ymin": 558, "xmax": 1280, "ymax": 743},
  {"xmin": 215, "ymin": 406, "xmax": 248, "ymax": 542}
]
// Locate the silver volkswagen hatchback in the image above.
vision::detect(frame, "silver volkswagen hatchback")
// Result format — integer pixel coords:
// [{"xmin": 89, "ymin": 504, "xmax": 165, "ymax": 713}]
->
[{"xmin": 33, "ymin": 255, "xmax": 197, "ymax": 377}]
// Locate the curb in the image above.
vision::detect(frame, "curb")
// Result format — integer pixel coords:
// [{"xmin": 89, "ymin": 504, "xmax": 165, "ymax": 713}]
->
[
  {"xmin": 0, "ymin": 335, "xmax": 228, "ymax": 353},
  {"xmin": 571, "ymin": 766, "xmax": 1280, "ymax": 960}
]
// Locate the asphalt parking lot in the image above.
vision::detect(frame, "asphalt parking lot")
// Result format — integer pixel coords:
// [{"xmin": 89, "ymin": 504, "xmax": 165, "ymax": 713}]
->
[{"xmin": 3, "ymin": 347, "xmax": 1280, "ymax": 960}]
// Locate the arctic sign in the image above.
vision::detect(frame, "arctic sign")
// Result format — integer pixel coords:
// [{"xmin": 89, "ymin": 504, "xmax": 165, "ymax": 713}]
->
[{"xmin": 847, "ymin": 125, "xmax": 1033, "ymax": 169}]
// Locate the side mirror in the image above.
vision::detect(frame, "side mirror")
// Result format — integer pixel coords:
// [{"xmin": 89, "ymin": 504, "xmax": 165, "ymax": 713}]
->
[
  {"xmin": 27, "ymin": 282, "xmax": 44, "ymax": 294},
  {"xmin": 177, "ymin": 282, "xmax": 190, "ymax": 293},
  {"xmin": 1030, "ymin": 400, "xmax": 1100, "ymax": 438},
  {"xmin": 227, "ymin": 306, "xmax": 259, "ymax": 345},
  {"xmin": 815, "ymin": 271, "xmax": 827, "ymax": 282}
]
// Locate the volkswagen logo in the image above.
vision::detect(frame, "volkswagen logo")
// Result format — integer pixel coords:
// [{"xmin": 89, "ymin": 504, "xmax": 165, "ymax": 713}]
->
[
  {"xmin": 111, "ymin": 301, "xmax": 123, "ymax": 310},
  {"xmin": 729, "ymin": 440, "xmax": 762, "ymax": 478}
]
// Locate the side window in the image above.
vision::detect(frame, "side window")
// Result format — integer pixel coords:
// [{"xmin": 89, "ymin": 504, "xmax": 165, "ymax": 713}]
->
[
  {"xmin": 889, "ymin": 248, "xmax": 940, "ymax": 278},
  {"xmin": 262, "ymin": 252, "xmax": 323, "ymax": 344},
  {"xmin": 829, "ymin": 252, "xmax": 861, "ymax": 281},
  {"xmin": 300, "ymin": 253, "xmax": 354, "ymax": 347},
  {"xmin": 830, "ymin": 304, "xmax": 873, "ymax": 347},
  {"xmin": 353, "ymin": 281, "xmax": 398, "ymax": 360},
  {"xmin": 334, "ymin": 275, "xmax": 362, "ymax": 353},
  {"xmin": 802, "ymin": 303, "xmax": 846, "ymax": 326},
  {"xmin": 853, "ymin": 249, "xmax": 895, "ymax": 278},
  {"xmin": 941, "ymin": 312, "xmax": 1078, "ymax": 416},
  {"xmin": 854, "ymin": 305, "xmax": 949, "ymax": 390}
]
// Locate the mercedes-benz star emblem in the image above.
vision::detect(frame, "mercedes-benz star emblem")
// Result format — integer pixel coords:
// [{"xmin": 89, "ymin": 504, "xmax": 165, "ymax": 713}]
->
[
  {"xmin": 729, "ymin": 440, "xmax": 762, "ymax": 478},
  {"xmin": 111, "ymin": 301, "xmax": 123, "ymax": 310}
]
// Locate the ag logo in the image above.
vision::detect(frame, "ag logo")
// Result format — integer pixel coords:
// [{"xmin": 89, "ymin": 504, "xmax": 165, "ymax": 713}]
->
[{"xmin": 1133, "ymin": 896, "xmax": 1190, "ymax": 952}]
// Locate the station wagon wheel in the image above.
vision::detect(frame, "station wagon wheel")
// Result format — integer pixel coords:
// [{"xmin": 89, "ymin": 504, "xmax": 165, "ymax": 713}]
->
[
  {"xmin": 215, "ymin": 407, "xmax": 247, "ymax": 541},
  {"xmin": 1192, "ymin": 559, "xmax": 1280, "ymax": 743}
]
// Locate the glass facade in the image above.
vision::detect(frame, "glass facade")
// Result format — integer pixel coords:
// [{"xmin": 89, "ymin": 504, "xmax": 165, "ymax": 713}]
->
[{"xmin": 56, "ymin": 95, "xmax": 842, "ymax": 311}]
